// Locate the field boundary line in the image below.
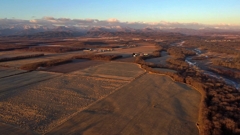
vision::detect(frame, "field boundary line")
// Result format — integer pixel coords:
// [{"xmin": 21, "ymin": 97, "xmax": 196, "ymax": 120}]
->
[{"xmin": 0, "ymin": 70, "xmax": 30, "ymax": 79}]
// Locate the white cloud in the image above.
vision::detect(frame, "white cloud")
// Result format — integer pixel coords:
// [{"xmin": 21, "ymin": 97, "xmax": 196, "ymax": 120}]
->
[
  {"xmin": 0, "ymin": 17, "xmax": 240, "ymax": 30},
  {"xmin": 107, "ymin": 18, "xmax": 119, "ymax": 23}
]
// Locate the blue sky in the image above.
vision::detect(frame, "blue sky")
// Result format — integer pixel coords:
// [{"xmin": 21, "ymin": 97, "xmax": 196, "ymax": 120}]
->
[{"xmin": 1, "ymin": 0, "xmax": 240, "ymax": 24}]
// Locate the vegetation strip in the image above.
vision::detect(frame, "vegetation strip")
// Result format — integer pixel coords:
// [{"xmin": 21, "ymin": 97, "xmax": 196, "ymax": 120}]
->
[
  {"xmin": 73, "ymin": 54, "xmax": 122, "ymax": 61},
  {"xmin": 20, "ymin": 58, "xmax": 73, "ymax": 70},
  {"xmin": 20, "ymin": 54, "xmax": 123, "ymax": 70},
  {"xmin": 0, "ymin": 54, "xmax": 44, "ymax": 62}
]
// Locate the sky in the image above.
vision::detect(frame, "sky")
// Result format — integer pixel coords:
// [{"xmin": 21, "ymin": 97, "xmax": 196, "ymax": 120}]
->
[
  {"xmin": 0, "ymin": 0, "xmax": 240, "ymax": 25},
  {"xmin": 0, "ymin": 0, "xmax": 240, "ymax": 30}
]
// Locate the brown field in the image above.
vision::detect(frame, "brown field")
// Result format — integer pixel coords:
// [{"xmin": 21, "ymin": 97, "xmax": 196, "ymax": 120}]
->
[
  {"xmin": 100, "ymin": 44, "xmax": 157, "ymax": 55},
  {"xmin": 0, "ymin": 44, "xmax": 29, "ymax": 51},
  {"xmin": 47, "ymin": 73, "xmax": 201, "ymax": 135},
  {"xmin": 70, "ymin": 62, "xmax": 145, "ymax": 81},
  {"xmin": 0, "ymin": 74, "xmax": 128, "ymax": 134},
  {"xmin": 0, "ymin": 50, "xmax": 88, "ymax": 68},
  {"xmin": 0, "ymin": 71, "xmax": 60, "ymax": 96},
  {"xmin": 0, "ymin": 67, "xmax": 27, "ymax": 78},
  {"xmin": 0, "ymin": 123, "xmax": 37, "ymax": 135},
  {"xmin": 22, "ymin": 46, "xmax": 84, "ymax": 53},
  {"xmin": 2, "ymin": 61, "xmax": 199, "ymax": 135},
  {"xmin": 0, "ymin": 38, "xmax": 224, "ymax": 135},
  {"xmin": 0, "ymin": 50, "xmax": 47, "ymax": 59},
  {"xmin": 41, "ymin": 59, "xmax": 106, "ymax": 73}
]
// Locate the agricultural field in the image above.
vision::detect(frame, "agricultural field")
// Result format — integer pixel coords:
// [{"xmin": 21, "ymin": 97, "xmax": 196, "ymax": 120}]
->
[
  {"xmin": 70, "ymin": 62, "xmax": 145, "ymax": 81},
  {"xmin": 0, "ymin": 71, "xmax": 60, "ymax": 96},
  {"xmin": 0, "ymin": 50, "xmax": 88, "ymax": 68},
  {"xmin": 41, "ymin": 59, "xmax": 106, "ymax": 73},
  {"xmin": 100, "ymin": 44, "xmax": 157, "ymax": 55},
  {"xmin": 47, "ymin": 73, "xmax": 201, "ymax": 135},
  {"xmin": 0, "ymin": 62, "xmax": 145, "ymax": 134},
  {"xmin": 0, "ymin": 67, "xmax": 27, "ymax": 78},
  {"xmin": 0, "ymin": 74, "xmax": 128, "ymax": 134},
  {"xmin": 0, "ymin": 50, "xmax": 202, "ymax": 134},
  {"xmin": 2, "ymin": 36, "xmax": 237, "ymax": 134},
  {"xmin": 0, "ymin": 123, "xmax": 36, "ymax": 135},
  {"xmin": 0, "ymin": 50, "xmax": 47, "ymax": 59}
]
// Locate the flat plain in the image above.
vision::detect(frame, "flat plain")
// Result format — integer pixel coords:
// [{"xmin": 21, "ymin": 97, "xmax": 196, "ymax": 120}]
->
[
  {"xmin": 0, "ymin": 67, "xmax": 27, "ymax": 78},
  {"xmin": 47, "ymin": 73, "xmax": 201, "ymax": 135},
  {"xmin": 0, "ymin": 62, "xmax": 145, "ymax": 134},
  {"xmin": 70, "ymin": 62, "xmax": 145, "ymax": 81},
  {"xmin": 0, "ymin": 50, "xmax": 47, "ymax": 59},
  {"xmin": 40, "ymin": 59, "xmax": 106, "ymax": 73},
  {"xmin": 0, "ymin": 40, "xmax": 203, "ymax": 135},
  {"xmin": 0, "ymin": 50, "xmax": 88, "ymax": 68}
]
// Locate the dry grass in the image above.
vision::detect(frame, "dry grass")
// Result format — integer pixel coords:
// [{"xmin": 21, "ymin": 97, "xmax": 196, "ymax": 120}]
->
[
  {"xmin": 0, "ymin": 71, "xmax": 59, "ymax": 97},
  {"xmin": 99, "ymin": 45, "xmax": 157, "ymax": 55},
  {"xmin": 0, "ymin": 50, "xmax": 49, "ymax": 59},
  {"xmin": 22, "ymin": 46, "xmax": 84, "ymax": 53},
  {"xmin": 70, "ymin": 62, "xmax": 145, "ymax": 81},
  {"xmin": 0, "ymin": 51, "xmax": 87, "ymax": 68},
  {"xmin": 0, "ymin": 122, "xmax": 37, "ymax": 135},
  {"xmin": 0, "ymin": 74, "xmax": 127, "ymax": 134},
  {"xmin": 47, "ymin": 73, "xmax": 201, "ymax": 135},
  {"xmin": 0, "ymin": 68, "xmax": 27, "ymax": 78},
  {"xmin": 0, "ymin": 45, "xmax": 29, "ymax": 51}
]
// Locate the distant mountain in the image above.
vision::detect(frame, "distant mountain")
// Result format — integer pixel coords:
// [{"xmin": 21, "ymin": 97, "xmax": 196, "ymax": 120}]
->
[
  {"xmin": 164, "ymin": 28, "xmax": 240, "ymax": 35},
  {"xmin": 0, "ymin": 24, "xmax": 240, "ymax": 38}
]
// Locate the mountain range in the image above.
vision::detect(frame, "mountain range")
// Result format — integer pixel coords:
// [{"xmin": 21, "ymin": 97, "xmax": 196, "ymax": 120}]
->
[{"xmin": 1, "ymin": 25, "xmax": 239, "ymax": 38}]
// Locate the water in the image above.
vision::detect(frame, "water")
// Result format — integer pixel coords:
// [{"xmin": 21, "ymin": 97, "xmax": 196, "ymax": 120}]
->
[{"xmin": 185, "ymin": 48, "xmax": 239, "ymax": 90}]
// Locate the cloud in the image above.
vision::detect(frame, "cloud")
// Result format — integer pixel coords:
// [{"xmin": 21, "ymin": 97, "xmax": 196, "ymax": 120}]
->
[
  {"xmin": 107, "ymin": 18, "xmax": 119, "ymax": 23},
  {"xmin": 0, "ymin": 17, "xmax": 240, "ymax": 30}
]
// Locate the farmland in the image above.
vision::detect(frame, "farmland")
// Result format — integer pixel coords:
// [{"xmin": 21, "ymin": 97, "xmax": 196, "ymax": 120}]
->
[
  {"xmin": 0, "ymin": 67, "xmax": 27, "ymax": 78},
  {"xmin": 47, "ymin": 73, "xmax": 201, "ymax": 135},
  {"xmin": 0, "ymin": 50, "xmax": 201, "ymax": 134},
  {"xmin": 0, "ymin": 74, "xmax": 128, "ymax": 134},
  {"xmin": 40, "ymin": 59, "xmax": 106, "ymax": 73},
  {"xmin": 70, "ymin": 62, "xmax": 145, "ymax": 81},
  {"xmin": 0, "ymin": 57, "xmax": 148, "ymax": 134},
  {"xmin": 0, "ymin": 50, "xmax": 88, "ymax": 68},
  {"xmin": 0, "ymin": 35, "xmax": 239, "ymax": 135}
]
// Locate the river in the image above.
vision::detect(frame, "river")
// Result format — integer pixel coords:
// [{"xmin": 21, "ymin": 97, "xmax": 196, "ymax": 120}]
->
[{"xmin": 185, "ymin": 48, "xmax": 239, "ymax": 90}]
